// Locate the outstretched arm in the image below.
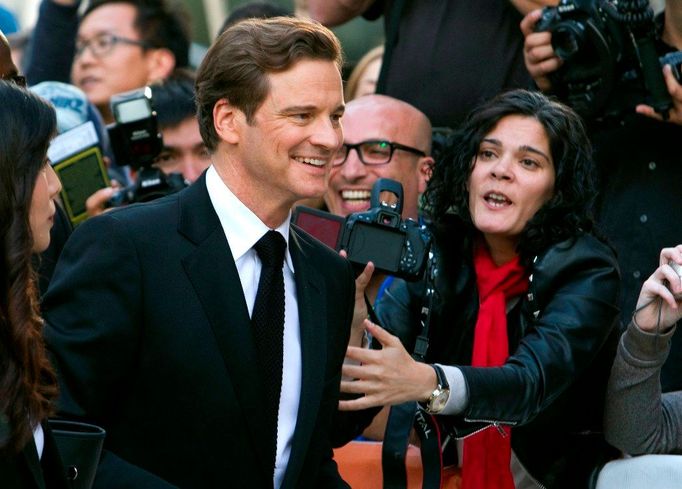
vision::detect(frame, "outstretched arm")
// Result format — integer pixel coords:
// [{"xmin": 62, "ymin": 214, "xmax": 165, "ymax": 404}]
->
[
  {"xmin": 25, "ymin": 0, "xmax": 79, "ymax": 85},
  {"xmin": 339, "ymin": 320, "xmax": 437, "ymax": 410}
]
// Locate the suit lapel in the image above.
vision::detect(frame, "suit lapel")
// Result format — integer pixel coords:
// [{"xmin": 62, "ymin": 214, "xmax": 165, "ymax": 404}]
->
[
  {"xmin": 178, "ymin": 176, "xmax": 272, "ymax": 478},
  {"xmin": 22, "ymin": 437, "xmax": 46, "ymax": 489},
  {"xmin": 282, "ymin": 228, "xmax": 328, "ymax": 489}
]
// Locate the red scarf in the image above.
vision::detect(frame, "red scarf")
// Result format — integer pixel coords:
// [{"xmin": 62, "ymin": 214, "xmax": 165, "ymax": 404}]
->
[{"xmin": 461, "ymin": 242, "xmax": 528, "ymax": 489}]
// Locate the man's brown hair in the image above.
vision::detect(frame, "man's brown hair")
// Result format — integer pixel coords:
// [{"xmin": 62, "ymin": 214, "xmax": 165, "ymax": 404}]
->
[{"xmin": 195, "ymin": 16, "xmax": 343, "ymax": 151}]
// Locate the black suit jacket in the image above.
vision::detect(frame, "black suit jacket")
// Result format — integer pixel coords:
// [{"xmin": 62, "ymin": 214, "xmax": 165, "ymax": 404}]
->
[
  {"xmin": 43, "ymin": 174, "xmax": 355, "ymax": 488},
  {"xmin": 0, "ymin": 422, "xmax": 69, "ymax": 489}
]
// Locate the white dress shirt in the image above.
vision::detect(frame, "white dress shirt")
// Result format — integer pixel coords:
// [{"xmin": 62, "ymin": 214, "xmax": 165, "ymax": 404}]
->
[
  {"xmin": 33, "ymin": 423, "xmax": 44, "ymax": 460},
  {"xmin": 206, "ymin": 165, "xmax": 301, "ymax": 489}
]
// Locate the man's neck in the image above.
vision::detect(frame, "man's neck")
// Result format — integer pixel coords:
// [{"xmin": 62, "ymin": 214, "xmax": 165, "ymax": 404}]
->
[
  {"xmin": 98, "ymin": 103, "xmax": 114, "ymax": 125},
  {"xmin": 213, "ymin": 159, "xmax": 291, "ymax": 229}
]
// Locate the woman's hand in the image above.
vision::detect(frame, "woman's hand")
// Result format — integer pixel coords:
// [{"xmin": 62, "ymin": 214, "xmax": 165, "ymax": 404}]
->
[
  {"xmin": 633, "ymin": 245, "xmax": 682, "ymax": 332},
  {"xmin": 339, "ymin": 321, "xmax": 436, "ymax": 410}
]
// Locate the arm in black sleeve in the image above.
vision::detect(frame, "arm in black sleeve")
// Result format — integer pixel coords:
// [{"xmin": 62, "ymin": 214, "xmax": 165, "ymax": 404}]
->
[
  {"xmin": 25, "ymin": 0, "xmax": 79, "ymax": 85},
  {"xmin": 456, "ymin": 236, "xmax": 620, "ymax": 431},
  {"xmin": 43, "ymin": 213, "xmax": 177, "ymax": 487}
]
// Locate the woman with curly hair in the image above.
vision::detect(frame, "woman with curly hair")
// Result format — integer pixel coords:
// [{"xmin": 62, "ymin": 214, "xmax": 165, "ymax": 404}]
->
[
  {"xmin": 0, "ymin": 80, "xmax": 66, "ymax": 488},
  {"xmin": 340, "ymin": 89, "xmax": 621, "ymax": 488}
]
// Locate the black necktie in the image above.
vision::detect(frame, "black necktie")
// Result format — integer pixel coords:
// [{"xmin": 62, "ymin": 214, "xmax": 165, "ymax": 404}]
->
[{"xmin": 252, "ymin": 230, "xmax": 287, "ymax": 476}]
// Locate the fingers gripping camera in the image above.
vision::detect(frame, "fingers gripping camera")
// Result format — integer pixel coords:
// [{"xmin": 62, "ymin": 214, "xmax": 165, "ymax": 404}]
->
[{"xmin": 534, "ymin": 0, "xmax": 680, "ymax": 119}]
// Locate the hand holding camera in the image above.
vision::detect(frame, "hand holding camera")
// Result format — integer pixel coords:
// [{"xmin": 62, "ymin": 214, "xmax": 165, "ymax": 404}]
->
[
  {"xmin": 338, "ymin": 179, "xmax": 432, "ymax": 281},
  {"xmin": 633, "ymin": 245, "xmax": 682, "ymax": 333},
  {"xmin": 523, "ymin": 0, "xmax": 682, "ymax": 121},
  {"xmin": 293, "ymin": 178, "xmax": 432, "ymax": 282},
  {"xmin": 635, "ymin": 59, "xmax": 682, "ymax": 126}
]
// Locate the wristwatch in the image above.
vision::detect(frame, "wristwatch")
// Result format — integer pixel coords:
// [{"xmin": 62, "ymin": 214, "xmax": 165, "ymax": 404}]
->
[{"xmin": 421, "ymin": 364, "xmax": 450, "ymax": 414}]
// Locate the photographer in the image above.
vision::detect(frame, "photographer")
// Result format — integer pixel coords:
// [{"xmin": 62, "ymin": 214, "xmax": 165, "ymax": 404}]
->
[
  {"xmin": 341, "ymin": 89, "xmax": 621, "ymax": 488},
  {"xmin": 325, "ymin": 94, "xmax": 432, "ymax": 303},
  {"xmin": 521, "ymin": 1, "xmax": 682, "ymax": 392},
  {"xmin": 86, "ymin": 70, "xmax": 210, "ymax": 216},
  {"xmin": 26, "ymin": 0, "xmax": 190, "ymax": 124},
  {"xmin": 308, "ymin": 0, "xmax": 559, "ymax": 129},
  {"xmin": 321, "ymin": 94, "xmax": 432, "ymax": 445}
]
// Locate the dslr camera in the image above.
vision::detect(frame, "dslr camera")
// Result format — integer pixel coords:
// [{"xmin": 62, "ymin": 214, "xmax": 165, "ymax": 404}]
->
[
  {"xmin": 293, "ymin": 179, "xmax": 431, "ymax": 281},
  {"xmin": 107, "ymin": 86, "xmax": 186, "ymax": 205},
  {"xmin": 339, "ymin": 179, "xmax": 431, "ymax": 281},
  {"xmin": 535, "ymin": 0, "xmax": 682, "ymax": 119}
]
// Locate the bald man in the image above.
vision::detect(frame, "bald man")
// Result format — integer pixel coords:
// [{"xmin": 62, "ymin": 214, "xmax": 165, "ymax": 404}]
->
[
  {"xmin": 326, "ymin": 94, "xmax": 432, "ymax": 304},
  {"xmin": 325, "ymin": 95, "xmax": 433, "ymax": 441},
  {"xmin": 326, "ymin": 94, "xmax": 432, "ymax": 221}
]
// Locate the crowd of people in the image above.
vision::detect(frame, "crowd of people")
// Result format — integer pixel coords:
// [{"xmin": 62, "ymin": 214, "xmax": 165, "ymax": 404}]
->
[{"xmin": 1, "ymin": 1, "xmax": 681, "ymax": 488}]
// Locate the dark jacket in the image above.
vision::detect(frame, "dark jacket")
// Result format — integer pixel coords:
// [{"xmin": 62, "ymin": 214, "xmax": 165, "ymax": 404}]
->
[
  {"xmin": 376, "ymin": 221, "xmax": 621, "ymax": 489},
  {"xmin": 43, "ymin": 175, "xmax": 354, "ymax": 488},
  {"xmin": 0, "ymin": 421, "xmax": 70, "ymax": 489}
]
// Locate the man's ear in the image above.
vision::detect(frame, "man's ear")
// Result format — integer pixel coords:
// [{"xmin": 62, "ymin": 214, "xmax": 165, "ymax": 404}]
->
[
  {"xmin": 213, "ymin": 98, "xmax": 241, "ymax": 145},
  {"xmin": 418, "ymin": 155, "xmax": 434, "ymax": 193},
  {"xmin": 145, "ymin": 48, "xmax": 176, "ymax": 82}
]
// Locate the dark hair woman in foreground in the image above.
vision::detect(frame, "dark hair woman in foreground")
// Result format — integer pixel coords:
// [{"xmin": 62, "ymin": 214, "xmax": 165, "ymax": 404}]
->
[
  {"xmin": 341, "ymin": 89, "xmax": 621, "ymax": 489},
  {"xmin": 0, "ymin": 80, "xmax": 66, "ymax": 488}
]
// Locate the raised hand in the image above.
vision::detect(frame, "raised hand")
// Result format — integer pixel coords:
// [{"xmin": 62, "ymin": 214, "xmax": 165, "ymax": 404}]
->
[
  {"xmin": 339, "ymin": 320, "xmax": 436, "ymax": 410},
  {"xmin": 636, "ymin": 65, "xmax": 682, "ymax": 126},
  {"xmin": 520, "ymin": 9, "xmax": 563, "ymax": 92},
  {"xmin": 633, "ymin": 245, "xmax": 682, "ymax": 333}
]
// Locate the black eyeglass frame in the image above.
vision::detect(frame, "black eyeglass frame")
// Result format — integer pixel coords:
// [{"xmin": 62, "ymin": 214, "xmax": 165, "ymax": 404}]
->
[
  {"xmin": 332, "ymin": 139, "xmax": 427, "ymax": 166},
  {"xmin": 75, "ymin": 33, "xmax": 151, "ymax": 59}
]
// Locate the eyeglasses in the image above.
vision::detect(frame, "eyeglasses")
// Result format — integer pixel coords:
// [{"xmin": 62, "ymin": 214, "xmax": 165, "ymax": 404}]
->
[
  {"xmin": 1, "ymin": 74, "xmax": 26, "ymax": 87},
  {"xmin": 75, "ymin": 33, "xmax": 150, "ymax": 59},
  {"xmin": 332, "ymin": 140, "xmax": 426, "ymax": 166}
]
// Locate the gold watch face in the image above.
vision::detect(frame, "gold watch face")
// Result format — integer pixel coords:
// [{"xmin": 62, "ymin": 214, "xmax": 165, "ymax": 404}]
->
[{"xmin": 428, "ymin": 387, "xmax": 450, "ymax": 413}]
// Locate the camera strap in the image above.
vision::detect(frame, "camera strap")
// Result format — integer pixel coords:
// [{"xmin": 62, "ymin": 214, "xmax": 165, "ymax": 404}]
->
[{"xmin": 382, "ymin": 252, "xmax": 448, "ymax": 489}]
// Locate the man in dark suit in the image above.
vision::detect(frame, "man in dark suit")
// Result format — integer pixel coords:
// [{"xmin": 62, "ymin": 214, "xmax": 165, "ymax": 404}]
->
[{"xmin": 43, "ymin": 17, "xmax": 354, "ymax": 488}]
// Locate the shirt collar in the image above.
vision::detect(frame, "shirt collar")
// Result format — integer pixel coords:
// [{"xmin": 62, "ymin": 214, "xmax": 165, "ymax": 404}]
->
[{"xmin": 205, "ymin": 165, "xmax": 294, "ymax": 271}]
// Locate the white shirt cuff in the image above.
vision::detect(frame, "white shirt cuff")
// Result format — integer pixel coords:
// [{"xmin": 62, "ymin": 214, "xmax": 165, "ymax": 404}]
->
[{"xmin": 436, "ymin": 363, "xmax": 468, "ymax": 415}]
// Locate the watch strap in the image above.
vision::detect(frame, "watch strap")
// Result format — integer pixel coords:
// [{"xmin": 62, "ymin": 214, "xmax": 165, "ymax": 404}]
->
[{"xmin": 431, "ymin": 364, "xmax": 448, "ymax": 390}]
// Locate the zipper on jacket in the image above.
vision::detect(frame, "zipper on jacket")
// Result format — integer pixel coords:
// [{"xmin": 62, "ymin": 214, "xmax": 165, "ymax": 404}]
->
[
  {"xmin": 455, "ymin": 419, "xmax": 517, "ymax": 440},
  {"xmin": 456, "ymin": 420, "xmax": 547, "ymax": 489}
]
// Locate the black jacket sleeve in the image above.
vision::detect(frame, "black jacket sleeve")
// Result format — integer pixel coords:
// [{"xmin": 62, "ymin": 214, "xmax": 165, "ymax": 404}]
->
[{"xmin": 25, "ymin": 0, "xmax": 79, "ymax": 85}]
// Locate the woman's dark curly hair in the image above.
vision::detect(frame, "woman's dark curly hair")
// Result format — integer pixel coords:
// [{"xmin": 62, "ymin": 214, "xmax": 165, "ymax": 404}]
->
[
  {"xmin": 423, "ymin": 89, "xmax": 597, "ymax": 264},
  {"xmin": 0, "ymin": 81, "xmax": 58, "ymax": 452}
]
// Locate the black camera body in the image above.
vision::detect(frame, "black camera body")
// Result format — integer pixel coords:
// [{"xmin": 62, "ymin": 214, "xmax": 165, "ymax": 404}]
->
[
  {"xmin": 535, "ymin": 0, "xmax": 679, "ymax": 119},
  {"xmin": 338, "ymin": 178, "xmax": 431, "ymax": 281},
  {"xmin": 107, "ymin": 87, "xmax": 186, "ymax": 205}
]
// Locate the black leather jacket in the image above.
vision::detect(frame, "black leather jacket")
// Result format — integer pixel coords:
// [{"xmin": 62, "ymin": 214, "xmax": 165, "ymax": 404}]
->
[{"xmin": 375, "ymin": 227, "xmax": 621, "ymax": 488}]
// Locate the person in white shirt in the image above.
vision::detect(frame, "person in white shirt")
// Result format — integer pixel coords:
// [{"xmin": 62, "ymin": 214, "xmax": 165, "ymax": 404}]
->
[{"xmin": 43, "ymin": 17, "xmax": 356, "ymax": 489}]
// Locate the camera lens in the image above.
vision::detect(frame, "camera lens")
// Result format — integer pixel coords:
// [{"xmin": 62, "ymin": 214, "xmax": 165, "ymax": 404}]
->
[{"xmin": 552, "ymin": 22, "xmax": 586, "ymax": 60}]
